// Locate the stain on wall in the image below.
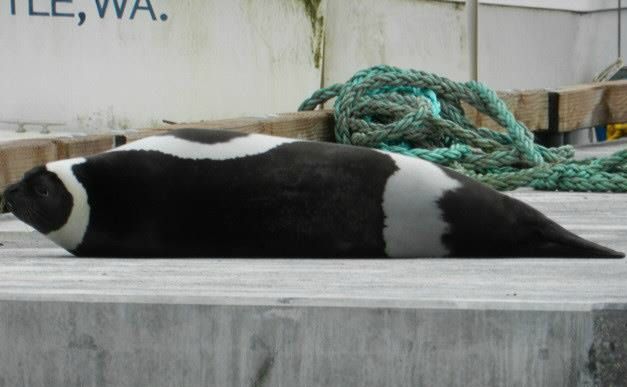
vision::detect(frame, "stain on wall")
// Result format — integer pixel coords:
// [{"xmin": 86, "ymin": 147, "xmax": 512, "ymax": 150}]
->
[{"xmin": 299, "ymin": 0, "xmax": 325, "ymax": 69}]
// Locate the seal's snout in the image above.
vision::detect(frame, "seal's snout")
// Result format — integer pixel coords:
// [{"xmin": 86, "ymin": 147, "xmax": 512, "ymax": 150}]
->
[{"xmin": 2, "ymin": 183, "xmax": 20, "ymax": 212}]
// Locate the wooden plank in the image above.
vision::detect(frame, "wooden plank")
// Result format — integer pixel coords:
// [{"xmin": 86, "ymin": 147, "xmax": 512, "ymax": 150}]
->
[
  {"xmin": 463, "ymin": 81, "xmax": 627, "ymax": 133},
  {"xmin": 52, "ymin": 135, "xmax": 115, "ymax": 160},
  {"xmin": 119, "ymin": 111, "xmax": 334, "ymax": 144},
  {"xmin": 556, "ymin": 80, "xmax": 627, "ymax": 132},
  {"xmin": 121, "ymin": 129, "xmax": 171, "ymax": 143},
  {"xmin": 142, "ymin": 110, "xmax": 335, "ymax": 142},
  {"xmin": 3, "ymin": 89, "xmax": 625, "ymax": 198},
  {"xmin": 462, "ymin": 89, "xmax": 549, "ymax": 132},
  {"xmin": 0, "ymin": 136, "xmax": 117, "ymax": 193},
  {"xmin": 0, "ymin": 139, "xmax": 57, "ymax": 191}
]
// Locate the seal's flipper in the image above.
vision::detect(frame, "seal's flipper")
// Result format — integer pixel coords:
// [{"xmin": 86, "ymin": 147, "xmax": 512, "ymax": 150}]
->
[
  {"xmin": 531, "ymin": 219, "xmax": 625, "ymax": 258},
  {"xmin": 437, "ymin": 168, "xmax": 624, "ymax": 258}
]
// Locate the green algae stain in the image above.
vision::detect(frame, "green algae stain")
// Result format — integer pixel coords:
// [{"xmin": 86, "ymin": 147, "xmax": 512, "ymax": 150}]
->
[{"xmin": 298, "ymin": 0, "xmax": 324, "ymax": 69}]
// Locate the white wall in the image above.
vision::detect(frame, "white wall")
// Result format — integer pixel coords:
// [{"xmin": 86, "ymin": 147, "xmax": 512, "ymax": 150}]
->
[
  {"xmin": 324, "ymin": 0, "xmax": 469, "ymax": 85},
  {"xmin": 0, "ymin": 0, "xmax": 321, "ymax": 132},
  {"xmin": 479, "ymin": 5, "xmax": 627, "ymax": 89},
  {"xmin": 324, "ymin": 0, "xmax": 627, "ymax": 90},
  {"xmin": 0, "ymin": 0, "xmax": 625, "ymax": 133}
]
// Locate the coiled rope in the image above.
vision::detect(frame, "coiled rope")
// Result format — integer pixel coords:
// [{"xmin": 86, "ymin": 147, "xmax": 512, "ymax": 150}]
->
[{"xmin": 299, "ymin": 65, "xmax": 627, "ymax": 191}]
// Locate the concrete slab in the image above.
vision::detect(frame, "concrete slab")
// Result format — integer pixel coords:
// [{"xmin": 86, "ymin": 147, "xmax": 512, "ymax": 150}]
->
[{"xmin": 0, "ymin": 189, "xmax": 626, "ymax": 386}]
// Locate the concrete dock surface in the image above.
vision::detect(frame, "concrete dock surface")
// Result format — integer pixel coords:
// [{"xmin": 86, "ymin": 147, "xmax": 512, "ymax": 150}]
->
[{"xmin": 0, "ymin": 188, "xmax": 626, "ymax": 387}]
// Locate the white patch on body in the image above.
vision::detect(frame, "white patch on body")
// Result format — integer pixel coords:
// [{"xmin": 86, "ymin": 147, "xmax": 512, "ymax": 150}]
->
[
  {"xmin": 111, "ymin": 133, "xmax": 296, "ymax": 160},
  {"xmin": 380, "ymin": 151, "xmax": 461, "ymax": 257},
  {"xmin": 45, "ymin": 158, "xmax": 90, "ymax": 251}
]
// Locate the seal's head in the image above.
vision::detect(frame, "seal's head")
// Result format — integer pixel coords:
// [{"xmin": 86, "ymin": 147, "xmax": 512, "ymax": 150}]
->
[{"xmin": 3, "ymin": 166, "xmax": 73, "ymax": 234}]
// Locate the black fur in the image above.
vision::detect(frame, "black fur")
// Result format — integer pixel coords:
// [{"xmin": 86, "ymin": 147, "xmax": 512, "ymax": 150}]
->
[
  {"xmin": 70, "ymin": 139, "xmax": 398, "ymax": 257},
  {"xmin": 169, "ymin": 128, "xmax": 248, "ymax": 144}
]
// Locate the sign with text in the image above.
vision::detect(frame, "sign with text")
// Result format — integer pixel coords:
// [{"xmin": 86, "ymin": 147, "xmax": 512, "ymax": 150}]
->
[{"xmin": 4, "ymin": 0, "xmax": 168, "ymax": 26}]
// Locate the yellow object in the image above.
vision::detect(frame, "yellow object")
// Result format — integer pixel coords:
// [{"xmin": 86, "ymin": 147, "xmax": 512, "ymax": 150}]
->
[{"xmin": 607, "ymin": 123, "xmax": 627, "ymax": 141}]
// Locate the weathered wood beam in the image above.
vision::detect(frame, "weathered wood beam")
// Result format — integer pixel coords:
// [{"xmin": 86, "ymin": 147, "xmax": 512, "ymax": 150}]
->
[
  {"xmin": 552, "ymin": 80, "xmax": 627, "ymax": 132},
  {"xmin": 464, "ymin": 80, "xmax": 627, "ymax": 133},
  {"xmin": 463, "ymin": 89, "xmax": 549, "ymax": 132},
  {"xmin": 0, "ymin": 139, "xmax": 58, "ymax": 192},
  {"xmin": 149, "ymin": 111, "xmax": 334, "ymax": 142},
  {"xmin": 1, "ymin": 78, "xmax": 626, "ymax": 193},
  {"xmin": 53, "ymin": 135, "xmax": 117, "ymax": 160}
]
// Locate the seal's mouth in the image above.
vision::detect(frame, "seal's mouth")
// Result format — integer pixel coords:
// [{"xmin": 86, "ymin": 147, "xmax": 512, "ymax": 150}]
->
[
  {"xmin": 2, "ymin": 199, "xmax": 12, "ymax": 213},
  {"xmin": 2, "ymin": 185, "xmax": 55, "ymax": 234},
  {"xmin": 2, "ymin": 184, "xmax": 19, "ymax": 213},
  {"xmin": 2, "ymin": 184, "xmax": 30, "ymax": 223},
  {"xmin": 2, "ymin": 193, "xmax": 11, "ymax": 214}
]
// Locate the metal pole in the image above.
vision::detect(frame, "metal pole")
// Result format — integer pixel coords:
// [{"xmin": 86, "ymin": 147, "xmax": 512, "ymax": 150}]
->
[
  {"xmin": 619, "ymin": 0, "xmax": 622, "ymax": 58},
  {"xmin": 467, "ymin": 0, "xmax": 478, "ymax": 81}
]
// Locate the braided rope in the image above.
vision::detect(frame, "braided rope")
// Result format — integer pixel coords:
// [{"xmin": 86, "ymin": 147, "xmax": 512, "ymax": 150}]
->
[{"xmin": 299, "ymin": 65, "xmax": 627, "ymax": 192}]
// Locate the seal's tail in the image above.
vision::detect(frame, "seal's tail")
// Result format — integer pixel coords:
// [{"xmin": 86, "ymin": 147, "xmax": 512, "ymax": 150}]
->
[{"xmin": 533, "ymin": 220, "xmax": 624, "ymax": 258}]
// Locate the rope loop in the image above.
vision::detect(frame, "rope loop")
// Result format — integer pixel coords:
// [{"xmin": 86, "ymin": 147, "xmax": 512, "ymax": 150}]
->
[{"xmin": 299, "ymin": 65, "xmax": 627, "ymax": 192}]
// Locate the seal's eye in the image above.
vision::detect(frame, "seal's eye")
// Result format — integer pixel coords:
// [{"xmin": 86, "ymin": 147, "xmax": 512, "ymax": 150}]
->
[{"xmin": 34, "ymin": 184, "xmax": 49, "ymax": 197}]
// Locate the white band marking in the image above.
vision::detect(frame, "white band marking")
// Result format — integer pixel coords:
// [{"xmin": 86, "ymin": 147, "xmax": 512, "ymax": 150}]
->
[
  {"xmin": 45, "ymin": 158, "xmax": 90, "ymax": 252},
  {"xmin": 111, "ymin": 133, "xmax": 296, "ymax": 160},
  {"xmin": 380, "ymin": 151, "xmax": 461, "ymax": 257}
]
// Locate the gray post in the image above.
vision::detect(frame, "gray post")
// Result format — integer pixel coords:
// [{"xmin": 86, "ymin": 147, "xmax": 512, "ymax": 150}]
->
[{"xmin": 467, "ymin": 0, "xmax": 478, "ymax": 81}]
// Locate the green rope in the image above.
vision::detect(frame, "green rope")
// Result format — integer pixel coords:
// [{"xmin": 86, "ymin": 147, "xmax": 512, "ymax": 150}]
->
[{"xmin": 299, "ymin": 65, "xmax": 627, "ymax": 192}]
